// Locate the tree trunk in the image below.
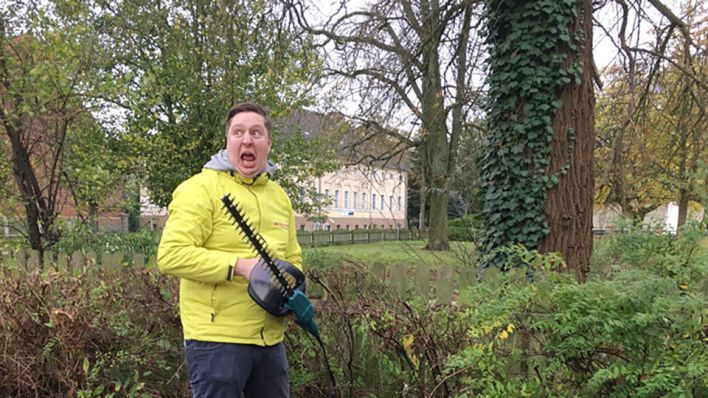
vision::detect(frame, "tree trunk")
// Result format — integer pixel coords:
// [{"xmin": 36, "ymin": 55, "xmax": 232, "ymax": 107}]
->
[
  {"xmin": 538, "ymin": 0, "xmax": 595, "ymax": 281},
  {"xmin": 421, "ymin": 0, "xmax": 449, "ymax": 251},
  {"xmin": 676, "ymin": 188, "xmax": 689, "ymax": 229},
  {"xmin": 89, "ymin": 202, "xmax": 99, "ymax": 233},
  {"xmin": 5, "ymin": 124, "xmax": 45, "ymax": 251}
]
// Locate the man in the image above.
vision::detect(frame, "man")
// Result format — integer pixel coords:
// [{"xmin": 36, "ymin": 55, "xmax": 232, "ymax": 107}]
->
[{"xmin": 157, "ymin": 102, "xmax": 302, "ymax": 397}]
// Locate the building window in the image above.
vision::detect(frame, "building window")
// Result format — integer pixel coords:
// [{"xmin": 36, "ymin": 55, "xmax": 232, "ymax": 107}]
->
[
  {"xmin": 346, "ymin": 225, "xmax": 350, "ymax": 230},
  {"xmin": 380, "ymin": 195, "xmax": 384, "ymax": 210},
  {"xmin": 299, "ymin": 224, "xmax": 305, "ymax": 231},
  {"xmin": 353, "ymin": 192, "xmax": 358, "ymax": 209},
  {"xmin": 389, "ymin": 195, "xmax": 393, "ymax": 211},
  {"xmin": 355, "ymin": 225, "xmax": 359, "ymax": 229},
  {"xmin": 398, "ymin": 195, "xmax": 402, "ymax": 211},
  {"xmin": 334, "ymin": 190, "xmax": 339, "ymax": 208},
  {"xmin": 344, "ymin": 191, "xmax": 349, "ymax": 208},
  {"xmin": 362, "ymin": 193, "xmax": 366, "ymax": 209},
  {"xmin": 372, "ymin": 194, "xmax": 376, "ymax": 210},
  {"xmin": 325, "ymin": 189, "xmax": 330, "ymax": 206}
]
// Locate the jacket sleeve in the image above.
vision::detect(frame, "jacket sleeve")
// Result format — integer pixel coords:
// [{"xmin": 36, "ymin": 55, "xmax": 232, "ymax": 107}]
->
[
  {"xmin": 284, "ymin": 197, "xmax": 303, "ymax": 270},
  {"xmin": 157, "ymin": 178, "xmax": 239, "ymax": 283}
]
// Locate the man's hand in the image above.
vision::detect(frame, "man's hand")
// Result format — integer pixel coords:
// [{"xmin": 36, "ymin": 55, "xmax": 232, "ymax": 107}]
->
[{"xmin": 234, "ymin": 257, "xmax": 259, "ymax": 280}]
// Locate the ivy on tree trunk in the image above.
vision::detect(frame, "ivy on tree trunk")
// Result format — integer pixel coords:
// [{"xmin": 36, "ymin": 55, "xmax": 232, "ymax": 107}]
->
[{"xmin": 480, "ymin": 0, "xmax": 595, "ymax": 279}]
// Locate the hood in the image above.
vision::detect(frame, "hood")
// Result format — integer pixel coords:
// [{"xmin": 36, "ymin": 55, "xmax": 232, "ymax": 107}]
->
[{"xmin": 203, "ymin": 149, "xmax": 278, "ymax": 176}]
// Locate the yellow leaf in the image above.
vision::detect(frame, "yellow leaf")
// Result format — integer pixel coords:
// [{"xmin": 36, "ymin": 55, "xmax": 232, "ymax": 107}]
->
[{"xmin": 402, "ymin": 334, "xmax": 419, "ymax": 367}]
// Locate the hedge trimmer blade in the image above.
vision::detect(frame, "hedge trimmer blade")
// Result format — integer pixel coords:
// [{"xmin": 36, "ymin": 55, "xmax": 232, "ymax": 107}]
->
[{"xmin": 221, "ymin": 194, "xmax": 294, "ymax": 297}]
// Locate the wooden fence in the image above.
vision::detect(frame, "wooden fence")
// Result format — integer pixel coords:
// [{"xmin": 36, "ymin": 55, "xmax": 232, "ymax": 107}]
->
[
  {"xmin": 1, "ymin": 248, "xmax": 506, "ymax": 304},
  {"xmin": 296, "ymin": 228, "xmax": 428, "ymax": 247},
  {"xmin": 1, "ymin": 249, "xmax": 151, "ymax": 274}
]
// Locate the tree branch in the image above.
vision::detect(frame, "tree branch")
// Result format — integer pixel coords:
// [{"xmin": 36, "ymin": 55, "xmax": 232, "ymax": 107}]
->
[{"xmin": 646, "ymin": 0, "xmax": 692, "ymax": 45}]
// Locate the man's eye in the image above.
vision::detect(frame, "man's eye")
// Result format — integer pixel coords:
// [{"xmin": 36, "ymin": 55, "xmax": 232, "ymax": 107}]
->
[{"xmin": 233, "ymin": 130, "xmax": 244, "ymax": 137}]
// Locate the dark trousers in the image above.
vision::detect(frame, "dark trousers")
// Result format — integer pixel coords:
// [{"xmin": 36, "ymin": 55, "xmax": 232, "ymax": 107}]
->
[{"xmin": 184, "ymin": 340, "xmax": 289, "ymax": 398}]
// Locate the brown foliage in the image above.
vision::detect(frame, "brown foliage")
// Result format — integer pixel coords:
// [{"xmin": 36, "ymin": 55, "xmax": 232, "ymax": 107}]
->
[{"xmin": 0, "ymin": 266, "xmax": 186, "ymax": 397}]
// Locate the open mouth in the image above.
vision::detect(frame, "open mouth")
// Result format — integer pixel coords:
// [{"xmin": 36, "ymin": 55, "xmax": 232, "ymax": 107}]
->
[{"xmin": 240, "ymin": 152, "xmax": 256, "ymax": 162}]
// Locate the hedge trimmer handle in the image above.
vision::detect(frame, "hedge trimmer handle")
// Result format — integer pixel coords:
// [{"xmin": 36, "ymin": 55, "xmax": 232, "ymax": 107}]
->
[{"xmin": 286, "ymin": 288, "xmax": 318, "ymax": 336}]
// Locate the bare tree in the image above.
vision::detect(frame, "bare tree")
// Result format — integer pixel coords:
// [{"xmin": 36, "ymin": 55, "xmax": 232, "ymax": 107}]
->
[
  {"xmin": 594, "ymin": 0, "xmax": 706, "ymax": 226},
  {"xmin": 287, "ymin": 0, "xmax": 486, "ymax": 250}
]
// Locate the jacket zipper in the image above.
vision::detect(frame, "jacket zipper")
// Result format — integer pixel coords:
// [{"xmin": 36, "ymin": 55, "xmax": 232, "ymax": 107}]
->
[{"xmin": 246, "ymin": 184, "xmax": 267, "ymax": 345}]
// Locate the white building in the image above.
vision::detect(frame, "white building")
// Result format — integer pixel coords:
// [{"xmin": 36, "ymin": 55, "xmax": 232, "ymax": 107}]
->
[{"xmin": 295, "ymin": 165, "xmax": 408, "ymax": 231}]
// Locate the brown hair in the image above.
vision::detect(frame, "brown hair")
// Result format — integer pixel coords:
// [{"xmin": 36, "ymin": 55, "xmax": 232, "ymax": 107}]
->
[{"xmin": 225, "ymin": 102, "xmax": 273, "ymax": 137}]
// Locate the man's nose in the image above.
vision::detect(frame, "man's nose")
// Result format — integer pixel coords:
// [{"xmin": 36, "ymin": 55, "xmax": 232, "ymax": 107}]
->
[{"xmin": 241, "ymin": 132, "xmax": 254, "ymax": 144}]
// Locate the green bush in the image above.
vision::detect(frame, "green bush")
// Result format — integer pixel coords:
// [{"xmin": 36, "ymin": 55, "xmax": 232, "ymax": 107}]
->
[
  {"xmin": 53, "ymin": 224, "xmax": 161, "ymax": 258},
  {"xmin": 448, "ymin": 215, "xmax": 480, "ymax": 242},
  {"xmin": 447, "ymin": 224, "xmax": 708, "ymax": 397}
]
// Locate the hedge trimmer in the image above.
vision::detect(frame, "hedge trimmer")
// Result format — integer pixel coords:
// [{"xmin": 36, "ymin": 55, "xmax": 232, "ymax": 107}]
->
[{"xmin": 221, "ymin": 194, "xmax": 336, "ymax": 395}]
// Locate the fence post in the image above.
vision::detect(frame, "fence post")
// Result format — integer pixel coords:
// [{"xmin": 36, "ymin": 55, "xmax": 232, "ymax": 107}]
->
[
  {"xmin": 414, "ymin": 264, "xmax": 430, "ymax": 299},
  {"xmin": 43, "ymin": 250, "xmax": 54, "ymax": 271},
  {"xmin": 479, "ymin": 267, "xmax": 499, "ymax": 282},
  {"xmin": 330, "ymin": 231, "xmax": 335, "ymax": 245},
  {"xmin": 85, "ymin": 251, "xmax": 97, "ymax": 278},
  {"xmin": 367, "ymin": 230, "xmax": 370, "ymax": 243},
  {"xmin": 459, "ymin": 267, "xmax": 478, "ymax": 292},
  {"xmin": 57, "ymin": 252, "xmax": 68, "ymax": 272},
  {"xmin": 310, "ymin": 231, "xmax": 315, "ymax": 247},
  {"xmin": 102, "ymin": 252, "xmax": 123, "ymax": 271},
  {"xmin": 133, "ymin": 253, "xmax": 145, "ymax": 268},
  {"xmin": 28, "ymin": 250, "xmax": 40, "ymax": 270},
  {"xmin": 70, "ymin": 251, "xmax": 84, "ymax": 275},
  {"xmin": 390, "ymin": 263, "xmax": 407, "ymax": 297},
  {"xmin": 435, "ymin": 266, "xmax": 453, "ymax": 304},
  {"xmin": 13, "ymin": 249, "xmax": 25, "ymax": 270},
  {"xmin": 372, "ymin": 262, "xmax": 386, "ymax": 282},
  {"xmin": 2, "ymin": 250, "xmax": 15, "ymax": 268}
]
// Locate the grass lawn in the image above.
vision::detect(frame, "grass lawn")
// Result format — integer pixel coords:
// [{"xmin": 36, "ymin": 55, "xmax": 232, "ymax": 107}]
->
[{"xmin": 303, "ymin": 240, "xmax": 476, "ymax": 269}]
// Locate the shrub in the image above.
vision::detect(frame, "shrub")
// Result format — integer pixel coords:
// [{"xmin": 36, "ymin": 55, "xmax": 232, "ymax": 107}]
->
[
  {"xmin": 0, "ymin": 265, "xmax": 187, "ymax": 397},
  {"xmin": 286, "ymin": 260, "xmax": 473, "ymax": 397},
  {"xmin": 448, "ymin": 215, "xmax": 480, "ymax": 242},
  {"xmin": 53, "ymin": 224, "xmax": 161, "ymax": 258},
  {"xmin": 448, "ymin": 224, "xmax": 708, "ymax": 397}
]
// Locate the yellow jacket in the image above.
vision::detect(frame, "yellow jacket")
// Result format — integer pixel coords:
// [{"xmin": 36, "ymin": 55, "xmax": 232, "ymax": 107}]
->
[{"xmin": 157, "ymin": 168, "xmax": 302, "ymax": 346}]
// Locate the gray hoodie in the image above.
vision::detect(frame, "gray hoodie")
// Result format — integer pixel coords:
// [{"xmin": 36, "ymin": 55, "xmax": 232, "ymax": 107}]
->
[{"xmin": 203, "ymin": 149, "xmax": 278, "ymax": 176}]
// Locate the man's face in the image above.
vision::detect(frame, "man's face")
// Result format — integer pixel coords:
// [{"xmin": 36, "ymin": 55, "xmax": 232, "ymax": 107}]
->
[{"xmin": 226, "ymin": 111, "xmax": 272, "ymax": 178}]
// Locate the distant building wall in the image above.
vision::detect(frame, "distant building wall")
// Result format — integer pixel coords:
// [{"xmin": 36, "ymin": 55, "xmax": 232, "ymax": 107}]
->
[
  {"xmin": 296, "ymin": 165, "xmax": 408, "ymax": 231},
  {"xmin": 139, "ymin": 187, "xmax": 168, "ymax": 230}
]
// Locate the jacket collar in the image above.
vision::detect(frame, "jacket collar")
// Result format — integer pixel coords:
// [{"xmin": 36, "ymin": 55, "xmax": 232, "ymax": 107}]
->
[{"xmin": 227, "ymin": 170, "xmax": 270, "ymax": 186}]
